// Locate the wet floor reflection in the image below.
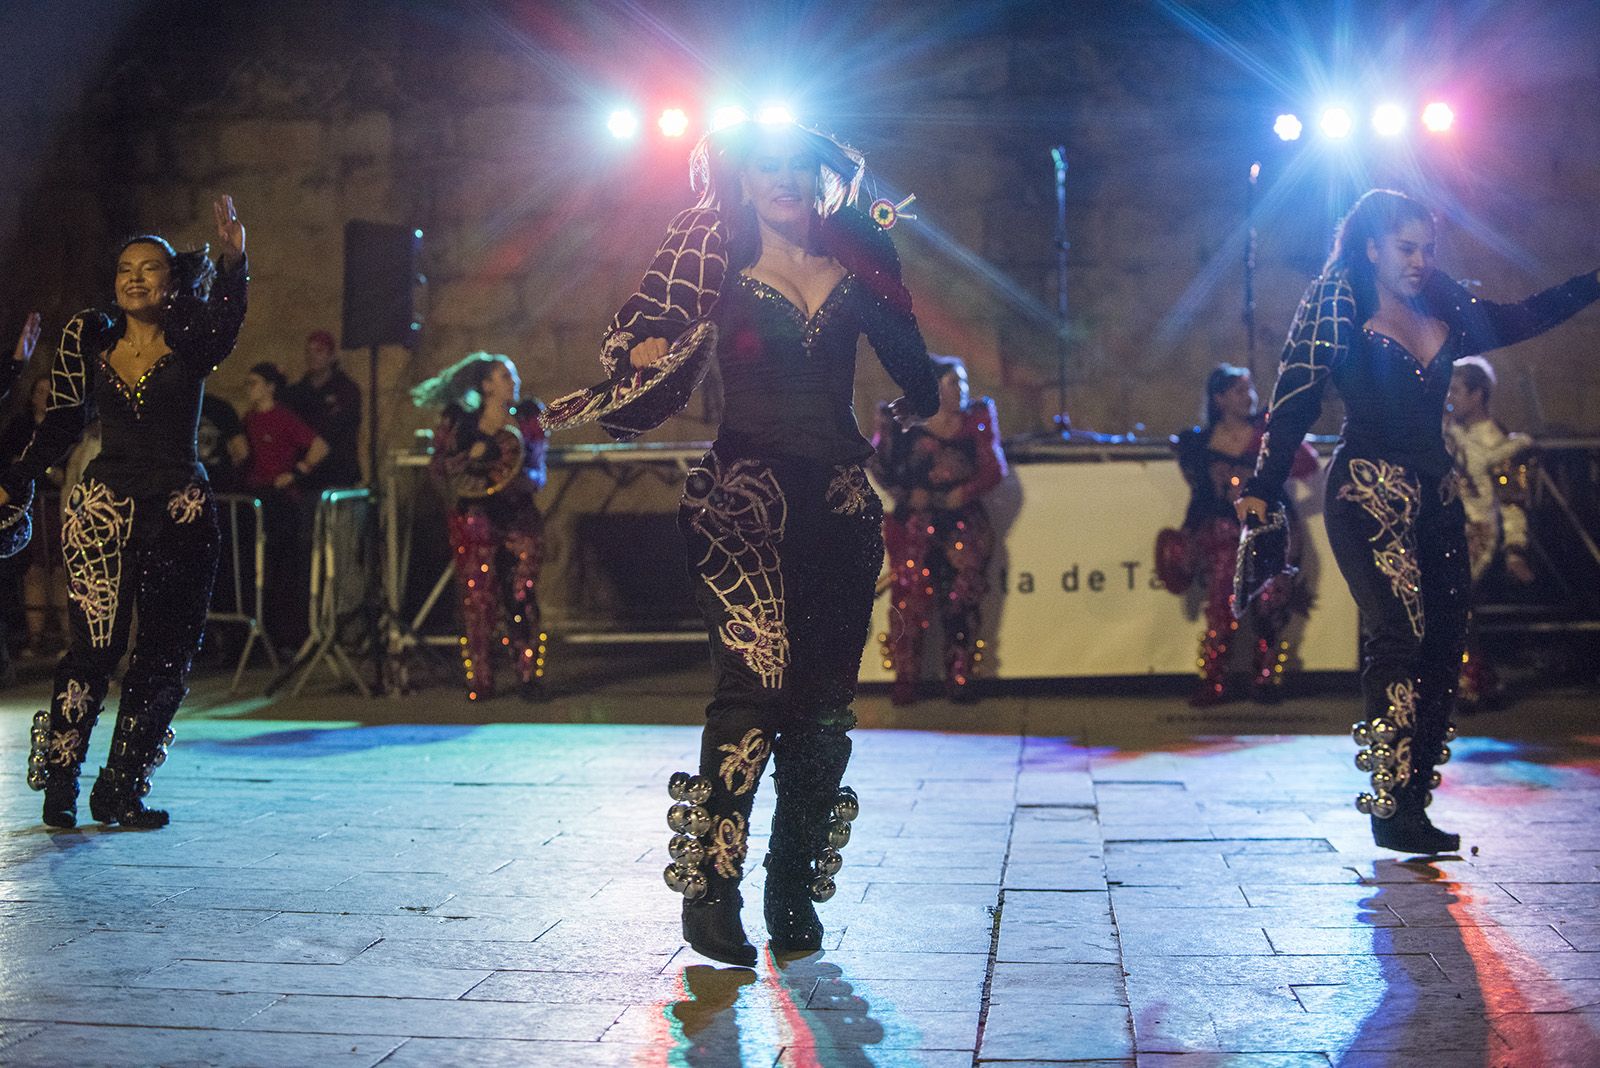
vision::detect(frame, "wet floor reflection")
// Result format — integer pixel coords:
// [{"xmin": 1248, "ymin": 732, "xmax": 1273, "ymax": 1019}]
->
[{"xmin": 653, "ymin": 950, "xmax": 888, "ymax": 1067}]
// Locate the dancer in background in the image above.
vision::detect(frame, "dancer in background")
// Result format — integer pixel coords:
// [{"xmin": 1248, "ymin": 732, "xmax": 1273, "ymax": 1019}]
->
[
  {"xmin": 7, "ymin": 197, "xmax": 247, "ymax": 828},
  {"xmin": 872, "ymin": 354, "xmax": 1006, "ymax": 705},
  {"xmin": 0, "ymin": 314, "xmax": 45, "ymax": 685},
  {"xmin": 1173, "ymin": 364, "xmax": 1315, "ymax": 706},
  {"xmin": 1444, "ymin": 356, "xmax": 1535, "ymax": 709},
  {"xmin": 598, "ymin": 119, "xmax": 938, "ymax": 965},
  {"xmin": 1239, "ymin": 189, "xmax": 1600, "ymax": 854},
  {"xmin": 413, "ymin": 352, "xmax": 549, "ymax": 703}
]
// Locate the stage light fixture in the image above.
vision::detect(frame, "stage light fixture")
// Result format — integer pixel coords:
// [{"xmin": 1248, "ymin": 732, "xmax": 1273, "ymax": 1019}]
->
[
  {"xmin": 711, "ymin": 105, "xmax": 748, "ymax": 131},
  {"xmin": 756, "ymin": 102, "xmax": 796, "ymax": 125},
  {"xmin": 1372, "ymin": 103, "xmax": 1406, "ymax": 137},
  {"xmin": 1319, "ymin": 106, "xmax": 1353, "ymax": 139},
  {"xmin": 606, "ymin": 109, "xmax": 639, "ymax": 140},
  {"xmin": 658, "ymin": 108, "xmax": 689, "ymax": 138},
  {"xmin": 1422, "ymin": 101, "xmax": 1455, "ymax": 132},
  {"xmin": 1273, "ymin": 113, "xmax": 1303, "ymax": 141}
]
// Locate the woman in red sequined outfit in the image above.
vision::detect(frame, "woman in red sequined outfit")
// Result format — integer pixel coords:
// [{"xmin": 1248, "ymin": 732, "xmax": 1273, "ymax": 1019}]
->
[
  {"xmin": 413, "ymin": 353, "xmax": 548, "ymax": 702},
  {"xmin": 1173, "ymin": 364, "xmax": 1316, "ymax": 706},
  {"xmin": 872, "ymin": 355, "xmax": 1006, "ymax": 704}
]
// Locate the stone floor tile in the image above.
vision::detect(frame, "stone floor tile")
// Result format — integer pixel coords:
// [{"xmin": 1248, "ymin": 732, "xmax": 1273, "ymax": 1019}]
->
[
  {"xmin": 248, "ymin": 994, "xmax": 621, "ymax": 1040},
  {"xmin": 131, "ymin": 958, "xmax": 490, "ymax": 998},
  {"xmin": 381, "ymin": 1038, "xmax": 721, "ymax": 1067},
  {"xmin": 1136, "ymin": 1055, "xmax": 1330, "ymax": 1067},
  {"xmin": 0, "ymin": 1025, "xmax": 405, "ymax": 1067},
  {"xmin": 989, "ymin": 961, "xmax": 1129, "ymax": 1006},
  {"xmin": 981, "ymin": 999, "xmax": 1134, "ymax": 1060}
]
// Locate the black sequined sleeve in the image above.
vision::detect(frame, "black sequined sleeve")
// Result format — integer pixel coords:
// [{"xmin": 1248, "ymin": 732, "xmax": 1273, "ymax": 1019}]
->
[
  {"xmin": 169, "ymin": 254, "xmax": 250, "ymax": 376},
  {"xmin": 0, "ymin": 310, "xmax": 103, "ymax": 501},
  {"xmin": 830, "ymin": 209, "xmax": 939, "ymax": 418},
  {"xmin": 1428, "ymin": 269, "xmax": 1600, "ymax": 357},
  {"xmin": 0, "ymin": 353, "xmax": 21, "ymax": 403},
  {"xmin": 1244, "ymin": 273, "xmax": 1354, "ymax": 505},
  {"xmin": 601, "ymin": 208, "xmax": 728, "ymax": 379}
]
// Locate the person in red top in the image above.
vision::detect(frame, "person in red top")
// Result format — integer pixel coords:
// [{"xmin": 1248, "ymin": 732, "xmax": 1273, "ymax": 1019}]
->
[
  {"xmin": 242, "ymin": 362, "xmax": 327, "ymax": 495},
  {"xmin": 871, "ymin": 356, "xmax": 1007, "ymax": 705},
  {"xmin": 242, "ymin": 362, "xmax": 328, "ymax": 651}
]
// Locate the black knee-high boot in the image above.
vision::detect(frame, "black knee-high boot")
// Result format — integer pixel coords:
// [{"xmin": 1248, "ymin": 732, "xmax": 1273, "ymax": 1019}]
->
[
  {"xmin": 765, "ymin": 722, "xmax": 860, "ymax": 953},
  {"xmin": 27, "ymin": 671, "xmax": 108, "ymax": 829},
  {"xmin": 89, "ymin": 677, "xmax": 183, "ymax": 829},
  {"xmin": 663, "ymin": 715, "xmax": 773, "ymax": 967}
]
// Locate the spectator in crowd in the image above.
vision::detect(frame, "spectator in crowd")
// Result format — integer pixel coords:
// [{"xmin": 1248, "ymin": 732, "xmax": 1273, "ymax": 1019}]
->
[
  {"xmin": 243, "ymin": 361, "xmax": 327, "ymax": 651},
  {"xmin": 282, "ymin": 329, "xmax": 362, "ymax": 490}
]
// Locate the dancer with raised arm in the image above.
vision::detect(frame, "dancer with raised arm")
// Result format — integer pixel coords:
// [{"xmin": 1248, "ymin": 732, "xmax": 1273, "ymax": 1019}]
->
[
  {"xmin": 1238, "ymin": 189, "xmax": 1599, "ymax": 854},
  {"xmin": 8, "ymin": 198, "xmax": 247, "ymax": 828},
  {"xmin": 557, "ymin": 119, "xmax": 939, "ymax": 965}
]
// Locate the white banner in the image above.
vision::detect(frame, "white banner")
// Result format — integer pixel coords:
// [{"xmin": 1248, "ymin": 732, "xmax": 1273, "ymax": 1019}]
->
[{"xmin": 861, "ymin": 458, "xmax": 1358, "ymax": 680}]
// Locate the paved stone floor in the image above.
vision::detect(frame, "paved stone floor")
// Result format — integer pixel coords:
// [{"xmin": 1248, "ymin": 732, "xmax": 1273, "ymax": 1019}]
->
[{"xmin": 2, "ymin": 649, "xmax": 1599, "ymax": 1066}]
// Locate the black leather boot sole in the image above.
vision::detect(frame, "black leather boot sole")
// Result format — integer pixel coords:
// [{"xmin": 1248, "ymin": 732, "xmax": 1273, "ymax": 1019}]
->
[
  {"xmin": 682, "ymin": 894, "xmax": 758, "ymax": 968},
  {"xmin": 89, "ymin": 771, "xmax": 170, "ymax": 830},
  {"xmin": 1371, "ymin": 814, "xmax": 1460, "ymax": 856},
  {"xmin": 42, "ymin": 778, "xmax": 78, "ymax": 829}
]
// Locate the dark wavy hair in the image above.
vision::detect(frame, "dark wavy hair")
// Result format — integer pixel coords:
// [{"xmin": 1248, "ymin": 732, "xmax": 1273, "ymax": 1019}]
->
[
  {"xmin": 687, "ymin": 120, "xmax": 866, "ymax": 269},
  {"xmin": 1324, "ymin": 189, "xmax": 1435, "ymax": 324},
  {"xmin": 410, "ymin": 351, "xmax": 520, "ymax": 415},
  {"xmin": 117, "ymin": 233, "xmax": 216, "ymax": 308},
  {"xmin": 249, "ymin": 361, "xmax": 288, "ymax": 394},
  {"xmin": 1203, "ymin": 363, "xmax": 1252, "ymax": 427}
]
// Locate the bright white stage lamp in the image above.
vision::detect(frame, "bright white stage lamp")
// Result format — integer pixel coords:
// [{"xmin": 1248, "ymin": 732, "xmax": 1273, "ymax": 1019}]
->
[
  {"xmin": 1372, "ymin": 102, "xmax": 1406, "ymax": 137},
  {"xmin": 755, "ymin": 102, "xmax": 796, "ymax": 125},
  {"xmin": 1422, "ymin": 101, "xmax": 1455, "ymax": 132},
  {"xmin": 606, "ymin": 109, "xmax": 639, "ymax": 140},
  {"xmin": 658, "ymin": 108, "xmax": 689, "ymax": 138},
  {"xmin": 1273, "ymin": 113, "xmax": 1303, "ymax": 141},
  {"xmin": 1319, "ymin": 106, "xmax": 1353, "ymax": 139}
]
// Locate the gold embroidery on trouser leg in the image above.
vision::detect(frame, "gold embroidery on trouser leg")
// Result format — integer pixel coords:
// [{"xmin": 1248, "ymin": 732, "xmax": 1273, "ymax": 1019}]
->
[
  {"xmin": 1385, "ymin": 678, "xmax": 1418, "ymax": 729},
  {"xmin": 57, "ymin": 679, "xmax": 93, "ymax": 723},
  {"xmin": 167, "ymin": 483, "xmax": 207, "ymax": 524},
  {"xmin": 683, "ymin": 455, "xmax": 790, "ymax": 687},
  {"xmin": 1337, "ymin": 458, "xmax": 1424, "ymax": 638},
  {"xmin": 707, "ymin": 813, "xmax": 749, "ymax": 879},
  {"xmin": 62, "ymin": 479, "xmax": 135, "ymax": 648},
  {"xmin": 718, "ymin": 728, "xmax": 770, "ymax": 796},
  {"xmin": 45, "ymin": 729, "xmax": 82, "ymax": 767}
]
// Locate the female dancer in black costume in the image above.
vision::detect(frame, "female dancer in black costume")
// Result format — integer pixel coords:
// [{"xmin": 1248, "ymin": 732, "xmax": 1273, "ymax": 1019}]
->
[
  {"xmin": 413, "ymin": 352, "xmax": 550, "ymax": 703},
  {"xmin": 1239, "ymin": 189, "xmax": 1599, "ymax": 854},
  {"xmin": 8, "ymin": 197, "xmax": 247, "ymax": 828},
  {"xmin": 605, "ymin": 121, "xmax": 939, "ymax": 965},
  {"xmin": 1174, "ymin": 364, "xmax": 1316, "ymax": 706}
]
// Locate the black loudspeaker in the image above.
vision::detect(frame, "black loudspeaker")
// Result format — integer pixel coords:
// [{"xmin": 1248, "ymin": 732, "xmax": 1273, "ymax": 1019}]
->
[{"xmin": 342, "ymin": 220, "xmax": 422, "ymax": 350}]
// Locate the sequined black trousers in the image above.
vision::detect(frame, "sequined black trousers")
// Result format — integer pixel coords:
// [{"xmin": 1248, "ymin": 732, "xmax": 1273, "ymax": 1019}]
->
[
  {"xmin": 676, "ymin": 448, "xmax": 881, "ymax": 885},
  {"xmin": 32, "ymin": 478, "xmax": 219, "ymax": 783},
  {"xmin": 1324, "ymin": 453, "xmax": 1468, "ymax": 815}
]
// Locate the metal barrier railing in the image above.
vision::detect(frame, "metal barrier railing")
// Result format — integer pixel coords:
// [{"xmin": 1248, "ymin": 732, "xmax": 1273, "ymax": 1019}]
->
[
  {"xmin": 205, "ymin": 492, "xmax": 279, "ymax": 693},
  {"xmin": 268, "ymin": 487, "xmax": 374, "ymax": 697}
]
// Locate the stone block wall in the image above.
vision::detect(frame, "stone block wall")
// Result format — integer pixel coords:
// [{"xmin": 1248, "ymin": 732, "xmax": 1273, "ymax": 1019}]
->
[{"xmin": 1, "ymin": 1, "xmax": 1598, "ymax": 464}]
